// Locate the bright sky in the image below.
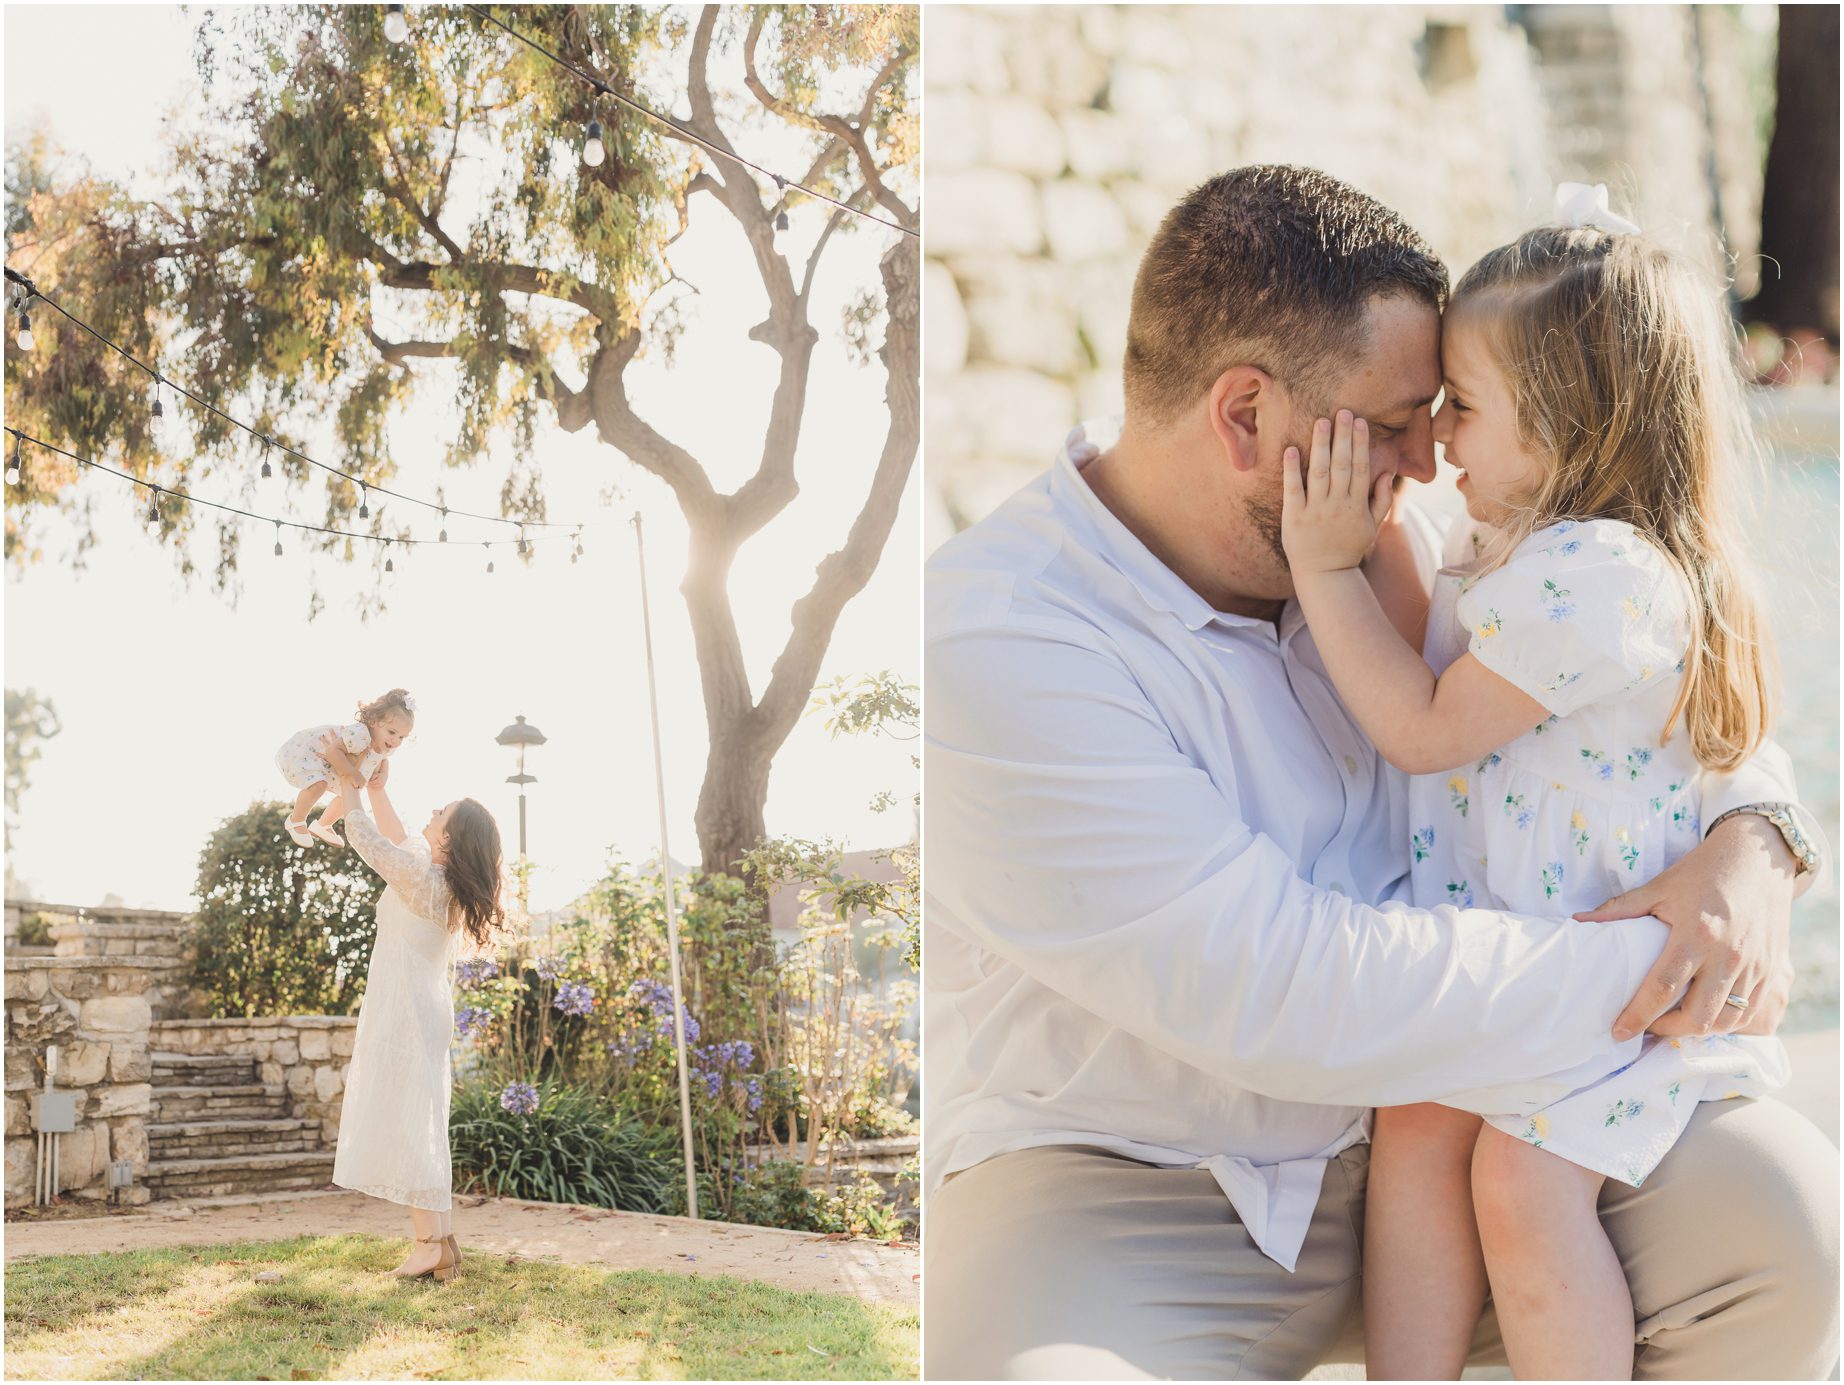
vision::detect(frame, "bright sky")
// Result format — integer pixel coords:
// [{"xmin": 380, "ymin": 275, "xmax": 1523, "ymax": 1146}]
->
[{"xmin": 3, "ymin": 5, "xmax": 920, "ymax": 912}]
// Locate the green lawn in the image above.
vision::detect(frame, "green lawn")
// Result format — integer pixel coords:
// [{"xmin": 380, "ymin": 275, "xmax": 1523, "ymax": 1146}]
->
[{"xmin": 3, "ymin": 1235, "xmax": 918, "ymax": 1380}]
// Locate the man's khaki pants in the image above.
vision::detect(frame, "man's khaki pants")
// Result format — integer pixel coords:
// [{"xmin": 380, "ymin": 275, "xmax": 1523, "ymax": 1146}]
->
[{"xmin": 923, "ymin": 1100, "xmax": 1839, "ymax": 1380}]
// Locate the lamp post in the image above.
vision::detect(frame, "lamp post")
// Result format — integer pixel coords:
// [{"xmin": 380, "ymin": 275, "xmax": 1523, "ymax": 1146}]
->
[{"xmin": 495, "ymin": 714, "xmax": 546, "ymax": 918}]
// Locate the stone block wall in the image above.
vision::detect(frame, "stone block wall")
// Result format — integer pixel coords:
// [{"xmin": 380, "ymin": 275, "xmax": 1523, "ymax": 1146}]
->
[
  {"xmin": 924, "ymin": 3, "xmax": 1764, "ymax": 540},
  {"xmin": 3, "ymin": 957, "xmax": 158, "ymax": 1208},
  {"xmin": 11, "ymin": 902, "xmax": 206, "ymax": 1021},
  {"xmin": 149, "ymin": 1017, "xmax": 357, "ymax": 1145}
]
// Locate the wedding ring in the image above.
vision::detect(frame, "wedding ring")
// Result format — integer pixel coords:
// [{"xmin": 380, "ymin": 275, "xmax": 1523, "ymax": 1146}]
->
[{"xmin": 1724, "ymin": 993, "xmax": 1749, "ymax": 1011}]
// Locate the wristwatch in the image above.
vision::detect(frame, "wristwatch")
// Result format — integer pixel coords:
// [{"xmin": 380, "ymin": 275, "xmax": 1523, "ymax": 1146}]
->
[{"xmin": 1707, "ymin": 801, "xmax": 1820, "ymax": 876}]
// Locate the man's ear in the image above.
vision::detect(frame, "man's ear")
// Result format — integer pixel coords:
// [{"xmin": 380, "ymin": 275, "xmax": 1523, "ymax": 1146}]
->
[{"xmin": 1207, "ymin": 365, "xmax": 1274, "ymax": 473}]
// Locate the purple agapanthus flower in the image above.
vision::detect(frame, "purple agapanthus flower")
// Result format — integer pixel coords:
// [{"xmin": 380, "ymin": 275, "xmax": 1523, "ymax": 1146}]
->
[
  {"xmin": 455, "ymin": 957, "xmax": 501, "ymax": 990},
  {"xmin": 499, "ymin": 1081, "xmax": 540, "ymax": 1115},
  {"xmin": 532, "ymin": 956, "xmax": 562, "ymax": 983},
  {"xmin": 454, "ymin": 1006, "xmax": 494, "ymax": 1039},
  {"xmin": 553, "ymin": 979, "xmax": 596, "ymax": 1017},
  {"xmin": 630, "ymin": 977, "xmax": 700, "ymax": 1044}
]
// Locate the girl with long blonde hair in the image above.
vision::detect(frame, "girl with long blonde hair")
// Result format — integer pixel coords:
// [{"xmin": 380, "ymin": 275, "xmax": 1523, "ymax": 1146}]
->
[{"xmin": 1281, "ymin": 200, "xmax": 1791, "ymax": 1379}]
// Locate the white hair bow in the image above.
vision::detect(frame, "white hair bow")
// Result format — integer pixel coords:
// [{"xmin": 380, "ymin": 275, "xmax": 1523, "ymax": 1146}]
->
[
  {"xmin": 1553, "ymin": 182, "xmax": 1640, "ymax": 236},
  {"xmin": 402, "ymin": 693, "xmax": 418, "ymax": 714}
]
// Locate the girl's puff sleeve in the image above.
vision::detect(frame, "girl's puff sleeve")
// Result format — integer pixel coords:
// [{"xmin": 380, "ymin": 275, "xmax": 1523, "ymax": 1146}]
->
[{"xmin": 1456, "ymin": 519, "xmax": 1690, "ymax": 718}]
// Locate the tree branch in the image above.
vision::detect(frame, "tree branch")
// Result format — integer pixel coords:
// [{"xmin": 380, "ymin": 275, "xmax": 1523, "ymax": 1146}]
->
[{"xmin": 751, "ymin": 237, "xmax": 919, "ymax": 740}]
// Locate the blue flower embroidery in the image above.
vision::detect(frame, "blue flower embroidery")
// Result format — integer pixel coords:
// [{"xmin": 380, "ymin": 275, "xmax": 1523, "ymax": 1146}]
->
[{"xmin": 1410, "ymin": 826, "xmax": 1435, "ymax": 862}]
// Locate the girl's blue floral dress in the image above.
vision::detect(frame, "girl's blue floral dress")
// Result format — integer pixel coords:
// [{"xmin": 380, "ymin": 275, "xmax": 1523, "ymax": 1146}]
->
[{"xmin": 1410, "ymin": 517, "xmax": 1787, "ymax": 1187}]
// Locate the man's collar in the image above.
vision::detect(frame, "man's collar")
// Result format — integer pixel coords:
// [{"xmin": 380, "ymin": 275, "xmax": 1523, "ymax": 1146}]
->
[{"xmin": 1053, "ymin": 419, "xmax": 1300, "ymax": 638}]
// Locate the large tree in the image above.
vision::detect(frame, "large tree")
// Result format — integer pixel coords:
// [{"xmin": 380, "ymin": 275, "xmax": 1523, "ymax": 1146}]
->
[{"xmin": 2, "ymin": 4, "xmax": 919, "ymax": 877}]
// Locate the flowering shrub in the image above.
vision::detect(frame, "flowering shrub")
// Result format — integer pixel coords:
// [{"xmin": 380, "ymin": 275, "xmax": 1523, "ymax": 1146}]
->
[{"xmin": 445, "ymin": 675, "xmax": 919, "ymax": 1233}]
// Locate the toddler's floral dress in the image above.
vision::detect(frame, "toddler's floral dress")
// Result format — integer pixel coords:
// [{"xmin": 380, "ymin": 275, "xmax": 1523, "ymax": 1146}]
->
[
  {"xmin": 276, "ymin": 722, "xmax": 385, "ymax": 792},
  {"xmin": 1409, "ymin": 517, "xmax": 1787, "ymax": 1187}
]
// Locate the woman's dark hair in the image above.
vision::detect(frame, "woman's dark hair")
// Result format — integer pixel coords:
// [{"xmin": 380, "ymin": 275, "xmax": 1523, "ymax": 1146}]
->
[
  {"xmin": 440, "ymin": 798, "xmax": 506, "ymax": 948},
  {"xmin": 357, "ymin": 687, "xmax": 414, "ymax": 727},
  {"xmin": 1125, "ymin": 164, "xmax": 1450, "ymax": 425}
]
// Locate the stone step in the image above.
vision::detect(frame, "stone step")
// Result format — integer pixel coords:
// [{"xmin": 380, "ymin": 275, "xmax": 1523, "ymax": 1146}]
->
[
  {"xmin": 147, "ymin": 1117, "xmax": 321, "ymax": 1161},
  {"xmin": 151, "ymin": 1051, "xmax": 258, "ymax": 1083},
  {"xmin": 152, "ymin": 1083, "xmax": 291, "ymax": 1122},
  {"xmin": 143, "ymin": 1151, "xmax": 337, "ymax": 1200}
]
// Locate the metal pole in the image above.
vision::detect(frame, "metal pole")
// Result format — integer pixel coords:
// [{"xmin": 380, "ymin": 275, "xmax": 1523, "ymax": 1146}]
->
[
  {"xmin": 518, "ymin": 791, "xmax": 530, "ymax": 917},
  {"xmin": 632, "ymin": 511, "xmax": 700, "ymax": 1220}
]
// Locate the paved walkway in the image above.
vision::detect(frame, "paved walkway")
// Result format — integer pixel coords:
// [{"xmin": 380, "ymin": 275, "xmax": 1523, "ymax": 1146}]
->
[{"xmin": 4, "ymin": 1190, "xmax": 919, "ymax": 1308}]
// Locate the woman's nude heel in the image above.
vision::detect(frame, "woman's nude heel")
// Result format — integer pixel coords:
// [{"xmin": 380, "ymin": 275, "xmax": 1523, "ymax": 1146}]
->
[
  {"xmin": 404, "ymin": 1233, "xmax": 460, "ymax": 1283},
  {"xmin": 444, "ymin": 1234, "xmax": 461, "ymax": 1268}
]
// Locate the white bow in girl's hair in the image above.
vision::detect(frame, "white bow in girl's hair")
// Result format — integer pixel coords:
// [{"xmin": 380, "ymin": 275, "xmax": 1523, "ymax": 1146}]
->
[{"xmin": 1553, "ymin": 182, "xmax": 1641, "ymax": 235}]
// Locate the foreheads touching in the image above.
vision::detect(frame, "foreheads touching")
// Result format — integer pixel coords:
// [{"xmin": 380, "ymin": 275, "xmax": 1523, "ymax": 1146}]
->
[{"xmin": 1122, "ymin": 164, "xmax": 1450, "ymax": 437}]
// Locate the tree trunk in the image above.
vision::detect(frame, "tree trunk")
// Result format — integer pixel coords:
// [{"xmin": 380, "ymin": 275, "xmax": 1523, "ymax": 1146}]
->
[
  {"xmin": 693, "ymin": 730, "xmax": 771, "ymax": 884},
  {"xmin": 1748, "ymin": 4, "xmax": 1840, "ymax": 337}
]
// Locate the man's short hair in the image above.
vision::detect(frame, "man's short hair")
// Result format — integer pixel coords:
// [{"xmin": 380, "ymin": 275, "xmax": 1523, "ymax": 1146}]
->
[{"xmin": 1123, "ymin": 165, "xmax": 1449, "ymax": 425}]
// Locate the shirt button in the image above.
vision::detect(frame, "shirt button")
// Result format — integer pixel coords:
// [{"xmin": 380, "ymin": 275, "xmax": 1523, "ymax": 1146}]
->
[{"xmin": 1343, "ymin": 755, "xmax": 1359, "ymax": 774}]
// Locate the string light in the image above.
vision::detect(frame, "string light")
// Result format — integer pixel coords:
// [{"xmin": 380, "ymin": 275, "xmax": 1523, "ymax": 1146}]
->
[
  {"xmin": 384, "ymin": 538, "xmax": 394, "ymax": 572},
  {"xmin": 15, "ymin": 304, "xmax": 33, "ymax": 352},
  {"xmin": 572, "ymin": 525, "xmax": 583, "ymax": 562},
  {"xmin": 583, "ymin": 119, "xmax": 606, "ymax": 168},
  {"xmin": 464, "ymin": 5, "xmax": 917, "ymax": 239},
  {"xmin": 1, "ymin": 268, "xmax": 595, "ymax": 535},
  {"xmin": 485, "ymin": 544, "xmax": 494, "ymax": 573},
  {"xmin": 273, "ymin": 520, "xmax": 283, "ymax": 557},
  {"xmin": 358, "ymin": 482, "xmax": 369, "ymax": 519},
  {"xmin": 438, "ymin": 506, "xmax": 448, "ymax": 542},
  {"xmin": 3, "ymin": 426, "xmax": 579, "ymax": 561},
  {"xmin": 773, "ymin": 175, "xmax": 789, "ymax": 232},
  {"xmin": 517, "ymin": 523, "xmax": 529, "ymax": 556},
  {"xmin": 260, "ymin": 437, "xmax": 272, "ymax": 479},
  {"xmin": 150, "ymin": 380, "xmax": 165, "ymax": 433},
  {"xmin": 383, "ymin": 3, "xmax": 409, "ymax": 43},
  {"xmin": 5, "ymin": 438, "xmax": 20, "ymax": 486}
]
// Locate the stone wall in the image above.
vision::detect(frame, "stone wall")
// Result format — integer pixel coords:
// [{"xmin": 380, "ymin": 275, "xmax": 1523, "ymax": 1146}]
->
[
  {"xmin": 924, "ymin": 3, "xmax": 1765, "ymax": 539},
  {"xmin": 3, "ymin": 957, "xmax": 157, "ymax": 1208},
  {"xmin": 148, "ymin": 1017, "xmax": 357, "ymax": 1145}
]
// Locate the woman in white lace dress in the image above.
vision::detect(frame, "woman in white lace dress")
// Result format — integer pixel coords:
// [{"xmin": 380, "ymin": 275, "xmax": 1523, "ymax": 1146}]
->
[{"xmin": 322, "ymin": 750, "xmax": 505, "ymax": 1282}]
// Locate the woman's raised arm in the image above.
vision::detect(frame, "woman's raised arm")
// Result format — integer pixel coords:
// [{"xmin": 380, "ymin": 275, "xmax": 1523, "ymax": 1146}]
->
[{"xmin": 364, "ymin": 758, "xmax": 409, "ymax": 844}]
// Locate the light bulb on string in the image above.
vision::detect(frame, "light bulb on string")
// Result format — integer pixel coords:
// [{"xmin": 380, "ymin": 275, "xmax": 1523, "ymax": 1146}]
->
[
  {"xmin": 517, "ymin": 523, "xmax": 529, "ymax": 557},
  {"xmin": 358, "ymin": 482, "xmax": 369, "ymax": 519},
  {"xmin": 273, "ymin": 520, "xmax": 283, "ymax": 557},
  {"xmin": 773, "ymin": 174, "xmax": 789, "ymax": 232},
  {"xmin": 146, "ymin": 487, "xmax": 160, "ymax": 525},
  {"xmin": 5, "ymin": 438, "xmax": 21, "ymax": 486},
  {"xmin": 583, "ymin": 119, "xmax": 606, "ymax": 168},
  {"xmin": 485, "ymin": 544, "xmax": 494, "ymax": 574},
  {"xmin": 438, "ymin": 506, "xmax": 448, "ymax": 542},
  {"xmin": 150, "ymin": 380, "xmax": 165, "ymax": 434},
  {"xmin": 15, "ymin": 307, "xmax": 33, "ymax": 352},
  {"xmin": 384, "ymin": 539, "xmax": 394, "ymax": 573},
  {"xmin": 572, "ymin": 526, "xmax": 583, "ymax": 563},
  {"xmin": 383, "ymin": 3, "xmax": 409, "ymax": 43}
]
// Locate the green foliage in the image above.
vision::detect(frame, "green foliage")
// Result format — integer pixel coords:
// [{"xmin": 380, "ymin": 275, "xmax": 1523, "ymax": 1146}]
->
[
  {"xmin": 190, "ymin": 799, "xmax": 382, "ymax": 1016},
  {"xmin": 448, "ymin": 1077, "xmax": 678, "ymax": 1213},
  {"xmin": 4, "ymin": 686, "xmax": 61, "ymax": 851},
  {"xmin": 803, "ymin": 670, "xmax": 919, "ymax": 967},
  {"xmin": 670, "ymin": 1158, "xmax": 906, "ymax": 1239}
]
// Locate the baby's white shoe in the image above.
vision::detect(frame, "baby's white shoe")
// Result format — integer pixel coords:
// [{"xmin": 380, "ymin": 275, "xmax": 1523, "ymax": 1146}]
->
[
  {"xmin": 308, "ymin": 819, "xmax": 345, "ymax": 847},
  {"xmin": 285, "ymin": 815, "xmax": 315, "ymax": 848}
]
